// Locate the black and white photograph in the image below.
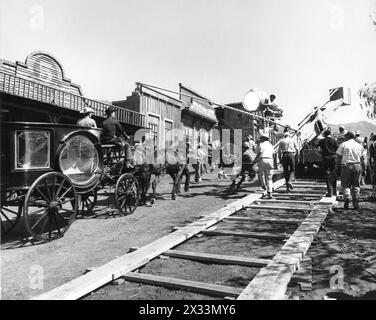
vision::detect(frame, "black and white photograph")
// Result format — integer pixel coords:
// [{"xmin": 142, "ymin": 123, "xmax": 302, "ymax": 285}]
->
[{"xmin": 1, "ymin": 0, "xmax": 376, "ymax": 305}]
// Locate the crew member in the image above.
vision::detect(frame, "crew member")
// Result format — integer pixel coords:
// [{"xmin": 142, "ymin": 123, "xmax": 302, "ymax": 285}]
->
[
  {"xmin": 369, "ymin": 135, "xmax": 376, "ymax": 192},
  {"xmin": 318, "ymin": 128, "xmax": 338, "ymax": 197},
  {"xmin": 337, "ymin": 126, "xmax": 347, "ymax": 145},
  {"xmin": 278, "ymin": 132, "xmax": 299, "ymax": 191},
  {"xmin": 77, "ymin": 106, "xmax": 97, "ymax": 128},
  {"xmin": 102, "ymin": 106, "xmax": 133, "ymax": 169},
  {"xmin": 254, "ymin": 133, "xmax": 274, "ymax": 199},
  {"xmin": 336, "ymin": 131, "xmax": 365, "ymax": 209}
]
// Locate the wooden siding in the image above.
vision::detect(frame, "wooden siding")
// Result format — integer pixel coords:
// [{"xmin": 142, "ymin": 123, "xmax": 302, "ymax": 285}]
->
[{"xmin": 0, "ymin": 52, "xmax": 146, "ymax": 128}]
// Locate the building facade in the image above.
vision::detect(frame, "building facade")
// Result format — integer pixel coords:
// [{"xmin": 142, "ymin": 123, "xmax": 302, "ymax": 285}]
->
[
  {"xmin": 0, "ymin": 52, "xmax": 146, "ymax": 133},
  {"xmin": 179, "ymin": 84, "xmax": 217, "ymax": 146},
  {"xmin": 113, "ymin": 84, "xmax": 182, "ymax": 150}
]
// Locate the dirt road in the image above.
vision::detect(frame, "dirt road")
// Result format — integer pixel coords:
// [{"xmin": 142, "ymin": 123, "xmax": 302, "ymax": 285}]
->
[{"xmin": 1, "ymin": 171, "xmax": 263, "ymax": 300}]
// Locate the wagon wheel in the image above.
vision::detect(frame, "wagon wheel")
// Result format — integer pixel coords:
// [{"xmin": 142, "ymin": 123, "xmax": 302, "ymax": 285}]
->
[
  {"xmin": 115, "ymin": 173, "xmax": 140, "ymax": 215},
  {"xmin": 24, "ymin": 172, "xmax": 78, "ymax": 242},
  {"xmin": 78, "ymin": 190, "xmax": 98, "ymax": 216},
  {"xmin": 1, "ymin": 191, "xmax": 24, "ymax": 235}
]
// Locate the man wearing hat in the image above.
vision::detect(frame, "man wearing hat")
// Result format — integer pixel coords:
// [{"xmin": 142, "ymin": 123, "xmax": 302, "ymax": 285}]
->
[
  {"xmin": 318, "ymin": 128, "xmax": 338, "ymax": 197},
  {"xmin": 337, "ymin": 126, "xmax": 347, "ymax": 145},
  {"xmin": 77, "ymin": 106, "xmax": 97, "ymax": 128},
  {"xmin": 355, "ymin": 131, "xmax": 364, "ymax": 144},
  {"xmin": 102, "ymin": 106, "xmax": 133, "ymax": 169},
  {"xmin": 336, "ymin": 131, "xmax": 366, "ymax": 209},
  {"xmin": 254, "ymin": 133, "xmax": 274, "ymax": 199},
  {"xmin": 278, "ymin": 131, "xmax": 300, "ymax": 191}
]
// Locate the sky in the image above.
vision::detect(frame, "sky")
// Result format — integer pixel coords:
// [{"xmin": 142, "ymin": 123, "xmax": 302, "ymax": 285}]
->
[{"xmin": 1, "ymin": 0, "xmax": 376, "ymax": 127}]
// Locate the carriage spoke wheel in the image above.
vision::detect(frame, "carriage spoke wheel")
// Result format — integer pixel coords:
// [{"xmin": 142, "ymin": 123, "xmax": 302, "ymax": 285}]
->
[
  {"xmin": 115, "ymin": 173, "xmax": 140, "ymax": 215},
  {"xmin": 78, "ymin": 190, "xmax": 98, "ymax": 216},
  {"xmin": 24, "ymin": 172, "xmax": 78, "ymax": 242},
  {"xmin": 1, "ymin": 191, "xmax": 24, "ymax": 235}
]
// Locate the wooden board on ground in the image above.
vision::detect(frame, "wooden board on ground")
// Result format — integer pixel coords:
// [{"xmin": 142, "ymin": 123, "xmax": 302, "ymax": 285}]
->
[
  {"xmin": 122, "ymin": 272, "xmax": 243, "ymax": 298},
  {"xmin": 201, "ymin": 230, "xmax": 291, "ymax": 240},
  {"xmin": 225, "ymin": 216, "xmax": 303, "ymax": 225},
  {"xmin": 247, "ymin": 205, "xmax": 310, "ymax": 212},
  {"xmin": 255, "ymin": 199, "xmax": 317, "ymax": 205},
  {"xmin": 129, "ymin": 247, "xmax": 271, "ymax": 267},
  {"xmin": 31, "ymin": 179, "xmax": 286, "ymax": 300},
  {"xmin": 160, "ymin": 250, "xmax": 271, "ymax": 267},
  {"xmin": 272, "ymin": 193, "xmax": 322, "ymax": 198},
  {"xmin": 237, "ymin": 198, "xmax": 336, "ymax": 300}
]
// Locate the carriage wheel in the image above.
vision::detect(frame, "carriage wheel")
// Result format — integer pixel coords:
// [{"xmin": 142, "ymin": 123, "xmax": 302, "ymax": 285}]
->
[
  {"xmin": 24, "ymin": 172, "xmax": 78, "ymax": 242},
  {"xmin": 115, "ymin": 173, "xmax": 140, "ymax": 215},
  {"xmin": 78, "ymin": 190, "xmax": 98, "ymax": 216},
  {"xmin": 1, "ymin": 191, "xmax": 24, "ymax": 235}
]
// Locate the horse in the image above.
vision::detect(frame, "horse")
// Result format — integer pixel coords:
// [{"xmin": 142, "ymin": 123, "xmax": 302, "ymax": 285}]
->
[
  {"xmin": 132, "ymin": 147, "xmax": 190, "ymax": 203},
  {"xmin": 149, "ymin": 148, "xmax": 190, "ymax": 202}
]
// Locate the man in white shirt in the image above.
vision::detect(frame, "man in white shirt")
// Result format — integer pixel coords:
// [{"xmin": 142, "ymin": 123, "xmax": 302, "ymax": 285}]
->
[
  {"xmin": 255, "ymin": 133, "xmax": 275, "ymax": 199},
  {"xmin": 278, "ymin": 132, "xmax": 300, "ymax": 191},
  {"xmin": 193, "ymin": 143, "xmax": 206, "ymax": 183},
  {"xmin": 336, "ymin": 131, "xmax": 365, "ymax": 209}
]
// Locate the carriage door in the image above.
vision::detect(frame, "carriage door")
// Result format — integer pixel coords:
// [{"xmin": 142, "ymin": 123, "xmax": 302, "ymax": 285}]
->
[{"xmin": 148, "ymin": 114, "xmax": 160, "ymax": 151}]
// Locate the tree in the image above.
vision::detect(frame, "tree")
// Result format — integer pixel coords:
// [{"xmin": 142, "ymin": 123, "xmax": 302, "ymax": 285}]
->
[{"xmin": 359, "ymin": 83, "xmax": 376, "ymax": 120}]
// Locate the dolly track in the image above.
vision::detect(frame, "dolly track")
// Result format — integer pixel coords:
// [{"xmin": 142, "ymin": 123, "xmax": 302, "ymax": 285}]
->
[{"xmin": 31, "ymin": 178, "xmax": 336, "ymax": 300}]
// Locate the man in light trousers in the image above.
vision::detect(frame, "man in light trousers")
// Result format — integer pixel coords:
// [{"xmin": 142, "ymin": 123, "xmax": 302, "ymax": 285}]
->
[{"xmin": 255, "ymin": 133, "xmax": 275, "ymax": 199}]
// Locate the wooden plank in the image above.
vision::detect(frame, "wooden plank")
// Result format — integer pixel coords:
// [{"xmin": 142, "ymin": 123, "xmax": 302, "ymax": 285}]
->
[
  {"xmin": 201, "ymin": 230, "xmax": 291, "ymax": 240},
  {"xmin": 272, "ymin": 193, "xmax": 322, "ymax": 198},
  {"xmin": 31, "ymin": 179, "xmax": 286, "ymax": 300},
  {"xmin": 274, "ymin": 189, "xmax": 324, "ymax": 194},
  {"xmin": 122, "ymin": 272, "xmax": 243, "ymax": 298},
  {"xmin": 291, "ymin": 185, "xmax": 326, "ymax": 188},
  {"xmin": 237, "ymin": 199, "xmax": 336, "ymax": 300},
  {"xmin": 225, "ymin": 216, "xmax": 302, "ymax": 225},
  {"xmin": 247, "ymin": 205, "xmax": 310, "ymax": 212},
  {"xmin": 255, "ymin": 199, "xmax": 317, "ymax": 205},
  {"xmin": 162, "ymin": 250, "xmax": 271, "ymax": 267}
]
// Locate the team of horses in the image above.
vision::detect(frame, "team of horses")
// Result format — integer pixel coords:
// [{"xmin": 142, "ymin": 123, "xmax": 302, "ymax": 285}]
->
[
  {"xmin": 130, "ymin": 146, "xmax": 191, "ymax": 205},
  {"xmin": 122, "ymin": 141, "xmax": 258, "ymax": 206}
]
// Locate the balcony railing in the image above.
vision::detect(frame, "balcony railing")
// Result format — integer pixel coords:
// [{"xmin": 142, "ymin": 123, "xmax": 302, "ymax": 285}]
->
[{"xmin": 0, "ymin": 71, "xmax": 146, "ymax": 128}]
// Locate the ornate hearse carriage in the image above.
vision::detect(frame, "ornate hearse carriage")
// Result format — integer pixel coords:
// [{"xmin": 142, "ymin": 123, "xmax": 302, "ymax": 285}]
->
[{"xmin": 0, "ymin": 122, "xmax": 141, "ymax": 241}]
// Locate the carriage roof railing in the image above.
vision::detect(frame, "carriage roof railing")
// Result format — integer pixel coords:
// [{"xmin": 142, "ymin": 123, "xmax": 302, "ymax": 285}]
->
[{"xmin": 0, "ymin": 71, "xmax": 146, "ymax": 128}]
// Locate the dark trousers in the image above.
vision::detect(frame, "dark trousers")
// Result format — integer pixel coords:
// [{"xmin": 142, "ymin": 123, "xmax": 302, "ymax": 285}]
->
[
  {"xmin": 323, "ymin": 156, "xmax": 337, "ymax": 195},
  {"xmin": 281, "ymin": 152, "xmax": 295, "ymax": 183}
]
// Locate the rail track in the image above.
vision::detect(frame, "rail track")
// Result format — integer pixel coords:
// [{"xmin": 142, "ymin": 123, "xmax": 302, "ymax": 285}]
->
[{"xmin": 31, "ymin": 177, "xmax": 337, "ymax": 300}]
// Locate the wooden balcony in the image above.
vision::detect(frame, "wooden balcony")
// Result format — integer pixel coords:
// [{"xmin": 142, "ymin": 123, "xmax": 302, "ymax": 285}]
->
[{"xmin": 0, "ymin": 71, "xmax": 146, "ymax": 128}]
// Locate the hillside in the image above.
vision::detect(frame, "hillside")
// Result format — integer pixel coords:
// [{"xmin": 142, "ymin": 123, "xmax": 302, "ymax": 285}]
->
[{"xmin": 328, "ymin": 121, "xmax": 376, "ymax": 138}]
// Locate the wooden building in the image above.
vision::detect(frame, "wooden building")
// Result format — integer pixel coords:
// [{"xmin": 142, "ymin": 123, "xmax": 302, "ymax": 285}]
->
[
  {"xmin": 0, "ymin": 52, "xmax": 146, "ymax": 134},
  {"xmin": 179, "ymin": 84, "xmax": 217, "ymax": 146},
  {"xmin": 113, "ymin": 84, "xmax": 182, "ymax": 150}
]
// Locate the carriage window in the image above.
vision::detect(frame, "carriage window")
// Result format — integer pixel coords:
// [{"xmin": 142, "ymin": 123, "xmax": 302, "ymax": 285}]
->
[
  {"xmin": 59, "ymin": 135, "xmax": 99, "ymax": 186},
  {"xmin": 16, "ymin": 131, "xmax": 50, "ymax": 169}
]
